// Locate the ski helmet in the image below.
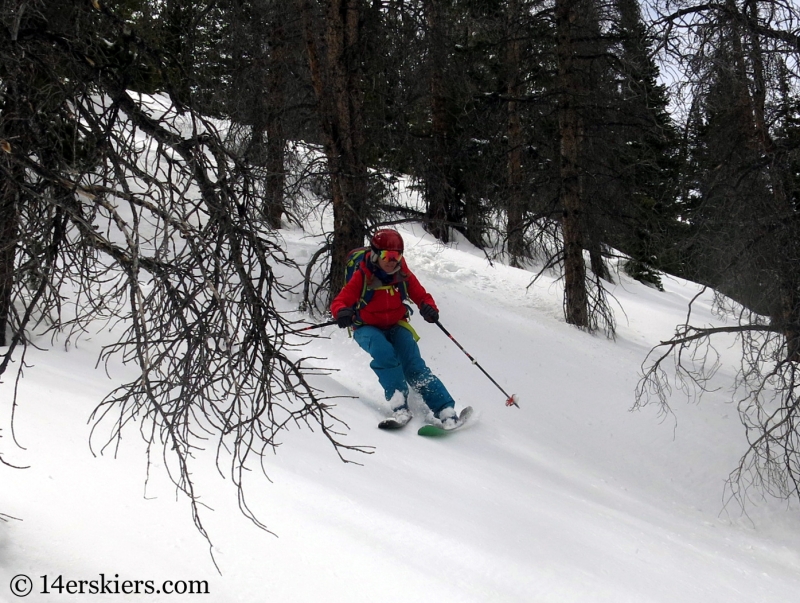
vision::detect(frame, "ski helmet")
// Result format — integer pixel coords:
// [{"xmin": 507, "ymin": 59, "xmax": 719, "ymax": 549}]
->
[{"xmin": 370, "ymin": 229, "xmax": 404, "ymax": 252}]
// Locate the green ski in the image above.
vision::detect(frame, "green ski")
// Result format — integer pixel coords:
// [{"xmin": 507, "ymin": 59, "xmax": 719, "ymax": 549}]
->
[{"xmin": 418, "ymin": 406, "xmax": 473, "ymax": 436}]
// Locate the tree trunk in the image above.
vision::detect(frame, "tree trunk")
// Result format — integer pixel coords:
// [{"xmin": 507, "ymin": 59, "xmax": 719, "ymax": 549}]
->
[
  {"xmin": 463, "ymin": 190, "xmax": 484, "ymax": 248},
  {"xmin": 730, "ymin": 0, "xmax": 800, "ymax": 362},
  {"xmin": 0, "ymin": 160, "xmax": 18, "ymax": 347},
  {"xmin": 264, "ymin": 10, "xmax": 287, "ymax": 230},
  {"xmin": 589, "ymin": 242, "xmax": 611, "ymax": 282},
  {"xmin": 300, "ymin": 0, "xmax": 368, "ymax": 296},
  {"xmin": 0, "ymin": 38, "xmax": 23, "ymax": 348},
  {"xmin": 424, "ymin": 0, "xmax": 454, "ymax": 243},
  {"xmin": 506, "ymin": 0, "xmax": 525, "ymax": 267},
  {"xmin": 556, "ymin": 0, "xmax": 589, "ymax": 328}
]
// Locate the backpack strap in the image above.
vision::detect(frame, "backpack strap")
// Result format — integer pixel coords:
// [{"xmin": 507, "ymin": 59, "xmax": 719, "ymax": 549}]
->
[
  {"xmin": 354, "ymin": 261, "xmax": 371, "ymax": 311},
  {"xmin": 351, "ymin": 261, "xmax": 414, "ymax": 327}
]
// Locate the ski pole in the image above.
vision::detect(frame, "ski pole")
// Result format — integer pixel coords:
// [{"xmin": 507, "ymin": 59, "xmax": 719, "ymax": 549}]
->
[
  {"xmin": 435, "ymin": 321, "xmax": 519, "ymax": 408},
  {"xmin": 287, "ymin": 319, "xmax": 338, "ymax": 334}
]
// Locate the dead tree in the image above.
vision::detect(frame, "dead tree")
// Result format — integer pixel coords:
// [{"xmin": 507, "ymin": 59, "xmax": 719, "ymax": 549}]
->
[
  {"xmin": 0, "ymin": 0, "xmax": 370, "ymax": 558},
  {"xmin": 638, "ymin": 0, "xmax": 800, "ymax": 508}
]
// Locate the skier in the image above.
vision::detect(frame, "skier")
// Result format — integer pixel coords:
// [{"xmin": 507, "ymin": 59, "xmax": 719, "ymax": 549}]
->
[{"xmin": 330, "ymin": 229, "xmax": 461, "ymax": 429}]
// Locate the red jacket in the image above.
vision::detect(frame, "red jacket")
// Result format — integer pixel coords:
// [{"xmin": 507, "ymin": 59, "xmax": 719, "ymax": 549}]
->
[{"xmin": 331, "ymin": 258, "xmax": 437, "ymax": 330}]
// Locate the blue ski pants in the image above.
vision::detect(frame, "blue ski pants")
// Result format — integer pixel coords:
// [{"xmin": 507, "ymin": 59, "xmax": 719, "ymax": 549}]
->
[{"xmin": 353, "ymin": 324, "xmax": 455, "ymax": 415}]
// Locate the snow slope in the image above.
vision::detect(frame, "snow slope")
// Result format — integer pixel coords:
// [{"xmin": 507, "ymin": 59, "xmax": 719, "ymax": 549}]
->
[{"xmin": 3, "ymin": 222, "xmax": 800, "ymax": 602}]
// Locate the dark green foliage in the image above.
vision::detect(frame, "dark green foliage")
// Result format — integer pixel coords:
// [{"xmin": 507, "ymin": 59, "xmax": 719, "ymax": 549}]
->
[
  {"xmin": 577, "ymin": 0, "xmax": 682, "ymax": 286},
  {"xmin": 0, "ymin": 0, "xmax": 687, "ymax": 333},
  {"xmin": 634, "ymin": 0, "xmax": 800, "ymax": 510},
  {"xmin": 5, "ymin": 0, "xmax": 800, "ymax": 527}
]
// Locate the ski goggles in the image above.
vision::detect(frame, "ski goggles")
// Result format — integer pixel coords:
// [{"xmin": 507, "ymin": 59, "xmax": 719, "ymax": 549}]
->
[{"xmin": 378, "ymin": 249, "xmax": 403, "ymax": 262}]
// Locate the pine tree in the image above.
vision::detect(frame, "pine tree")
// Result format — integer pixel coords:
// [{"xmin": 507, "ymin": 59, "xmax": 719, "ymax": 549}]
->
[
  {"xmin": 555, "ymin": 0, "xmax": 590, "ymax": 328},
  {"xmin": 607, "ymin": 0, "xmax": 682, "ymax": 289}
]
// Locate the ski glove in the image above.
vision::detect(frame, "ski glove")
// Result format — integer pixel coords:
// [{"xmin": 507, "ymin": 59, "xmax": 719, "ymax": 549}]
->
[
  {"xmin": 336, "ymin": 307, "xmax": 355, "ymax": 328},
  {"xmin": 420, "ymin": 303, "xmax": 439, "ymax": 323}
]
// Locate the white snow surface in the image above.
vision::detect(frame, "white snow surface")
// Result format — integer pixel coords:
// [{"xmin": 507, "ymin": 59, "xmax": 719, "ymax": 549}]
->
[{"xmin": 3, "ymin": 222, "xmax": 800, "ymax": 602}]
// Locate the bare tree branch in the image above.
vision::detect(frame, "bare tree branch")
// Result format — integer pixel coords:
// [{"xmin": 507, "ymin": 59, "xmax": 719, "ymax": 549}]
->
[{"xmin": 0, "ymin": 0, "xmax": 372, "ymax": 560}]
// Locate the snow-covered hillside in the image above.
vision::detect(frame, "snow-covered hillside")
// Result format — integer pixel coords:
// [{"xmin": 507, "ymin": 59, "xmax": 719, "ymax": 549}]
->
[{"xmin": 3, "ymin": 221, "xmax": 800, "ymax": 602}]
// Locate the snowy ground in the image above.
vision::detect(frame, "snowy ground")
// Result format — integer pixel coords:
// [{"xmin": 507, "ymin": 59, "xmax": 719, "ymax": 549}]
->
[{"xmin": 3, "ymin": 221, "xmax": 800, "ymax": 602}]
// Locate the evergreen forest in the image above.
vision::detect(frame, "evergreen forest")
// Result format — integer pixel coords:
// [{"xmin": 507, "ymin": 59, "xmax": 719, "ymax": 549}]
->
[{"xmin": 3, "ymin": 0, "xmax": 800, "ymax": 522}]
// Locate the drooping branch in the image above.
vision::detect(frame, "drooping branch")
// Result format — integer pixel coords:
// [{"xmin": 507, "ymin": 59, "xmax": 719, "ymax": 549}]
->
[{"xmin": 0, "ymin": 0, "xmax": 372, "ymax": 558}]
